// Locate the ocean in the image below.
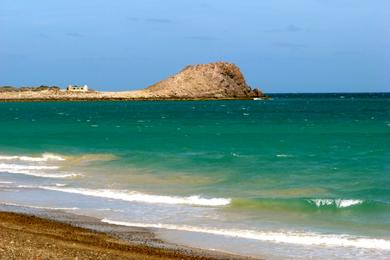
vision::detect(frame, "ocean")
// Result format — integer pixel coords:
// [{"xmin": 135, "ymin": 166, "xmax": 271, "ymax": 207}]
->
[{"xmin": 0, "ymin": 93, "xmax": 389, "ymax": 259}]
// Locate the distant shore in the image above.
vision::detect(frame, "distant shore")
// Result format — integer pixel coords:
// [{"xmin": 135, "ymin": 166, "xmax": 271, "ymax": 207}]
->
[
  {"xmin": 0, "ymin": 89, "xmax": 265, "ymax": 102},
  {"xmin": 0, "ymin": 205, "xmax": 255, "ymax": 260},
  {"xmin": 0, "ymin": 97, "xmax": 260, "ymax": 102},
  {"xmin": 0, "ymin": 62, "xmax": 266, "ymax": 101}
]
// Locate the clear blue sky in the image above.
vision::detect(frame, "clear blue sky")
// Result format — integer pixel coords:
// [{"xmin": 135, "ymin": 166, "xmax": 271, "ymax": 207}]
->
[{"xmin": 1, "ymin": 0, "xmax": 389, "ymax": 92}]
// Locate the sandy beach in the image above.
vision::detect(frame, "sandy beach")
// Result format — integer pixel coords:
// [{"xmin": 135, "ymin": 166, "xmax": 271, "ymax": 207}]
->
[{"xmin": 0, "ymin": 205, "xmax": 254, "ymax": 260}]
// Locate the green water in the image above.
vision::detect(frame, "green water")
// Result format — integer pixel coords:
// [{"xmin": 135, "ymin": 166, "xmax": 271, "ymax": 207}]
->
[{"xmin": 0, "ymin": 93, "xmax": 389, "ymax": 253}]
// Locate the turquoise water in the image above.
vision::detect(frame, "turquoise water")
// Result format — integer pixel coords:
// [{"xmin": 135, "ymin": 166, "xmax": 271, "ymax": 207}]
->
[{"xmin": 0, "ymin": 94, "xmax": 389, "ymax": 258}]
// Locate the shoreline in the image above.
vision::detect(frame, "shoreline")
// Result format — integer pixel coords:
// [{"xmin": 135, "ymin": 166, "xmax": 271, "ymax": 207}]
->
[
  {"xmin": 0, "ymin": 97, "xmax": 260, "ymax": 102},
  {"xmin": 0, "ymin": 204, "xmax": 257, "ymax": 260}
]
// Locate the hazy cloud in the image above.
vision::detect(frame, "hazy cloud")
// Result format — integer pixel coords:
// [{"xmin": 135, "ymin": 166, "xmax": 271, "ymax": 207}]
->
[
  {"xmin": 286, "ymin": 24, "xmax": 302, "ymax": 32},
  {"xmin": 37, "ymin": 33, "xmax": 49, "ymax": 38}
]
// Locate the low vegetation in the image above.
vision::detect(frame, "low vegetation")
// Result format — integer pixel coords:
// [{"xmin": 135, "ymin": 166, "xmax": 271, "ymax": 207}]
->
[{"xmin": 0, "ymin": 86, "xmax": 61, "ymax": 92}]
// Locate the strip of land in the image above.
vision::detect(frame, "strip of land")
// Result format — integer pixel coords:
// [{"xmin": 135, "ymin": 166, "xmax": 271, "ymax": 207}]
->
[
  {"xmin": 0, "ymin": 210, "xmax": 255, "ymax": 260},
  {"xmin": 0, "ymin": 62, "xmax": 265, "ymax": 101}
]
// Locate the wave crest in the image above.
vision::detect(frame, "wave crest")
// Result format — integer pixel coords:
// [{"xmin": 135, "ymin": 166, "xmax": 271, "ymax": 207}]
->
[
  {"xmin": 0, "ymin": 153, "xmax": 65, "ymax": 162},
  {"xmin": 229, "ymin": 197, "xmax": 381, "ymax": 213},
  {"xmin": 307, "ymin": 199, "xmax": 364, "ymax": 208},
  {"xmin": 102, "ymin": 219, "xmax": 390, "ymax": 250},
  {"xmin": 0, "ymin": 163, "xmax": 80, "ymax": 178},
  {"xmin": 19, "ymin": 186, "xmax": 231, "ymax": 206}
]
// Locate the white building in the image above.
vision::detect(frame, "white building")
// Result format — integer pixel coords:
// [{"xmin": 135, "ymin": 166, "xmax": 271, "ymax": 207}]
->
[{"xmin": 67, "ymin": 84, "xmax": 89, "ymax": 92}]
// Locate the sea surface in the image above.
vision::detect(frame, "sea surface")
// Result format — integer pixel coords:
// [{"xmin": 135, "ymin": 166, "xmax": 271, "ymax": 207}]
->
[{"xmin": 0, "ymin": 93, "xmax": 389, "ymax": 259}]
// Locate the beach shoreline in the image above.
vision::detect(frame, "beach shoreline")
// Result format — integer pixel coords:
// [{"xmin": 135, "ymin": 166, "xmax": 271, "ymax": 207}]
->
[{"xmin": 0, "ymin": 204, "xmax": 256, "ymax": 260}]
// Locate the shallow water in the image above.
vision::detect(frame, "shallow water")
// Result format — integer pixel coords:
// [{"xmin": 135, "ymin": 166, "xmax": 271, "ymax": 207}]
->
[{"xmin": 0, "ymin": 93, "xmax": 389, "ymax": 258}]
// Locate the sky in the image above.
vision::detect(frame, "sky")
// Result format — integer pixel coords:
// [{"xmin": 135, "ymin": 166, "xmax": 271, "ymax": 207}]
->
[{"xmin": 1, "ymin": 0, "xmax": 389, "ymax": 93}]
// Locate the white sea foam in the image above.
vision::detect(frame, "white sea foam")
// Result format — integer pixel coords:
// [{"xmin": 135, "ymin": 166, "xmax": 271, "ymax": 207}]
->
[
  {"xmin": 96, "ymin": 208, "xmax": 125, "ymax": 213},
  {"xmin": 0, "ymin": 163, "xmax": 59, "ymax": 171},
  {"xmin": 102, "ymin": 219, "xmax": 390, "ymax": 250},
  {"xmin": 55, "ymin": 183, "xmax": 67, "ymax": 187},
  {"xmin": 4, "ymin": 170, "xmax": 81, "ymax": 178},
  {"xmin": 0, "ymin": 153, "xmax": 65, "ymax": 162},
  {"xmin": 276, "ymin": 154, "xmax": 293, "ymax": 158},
  {"xmin": 308, "ymin": 199, "xmax": 363, "ymax": 208},
  {"xmin": 0, "ymin": 164, "xmax": 80, "ymax": 179},
  {"xmin": 25, "ymin": 186, "xmax": 231, "ymax": 206},
  {"xmin": 231, "ymin": 153, "xmax": 241, "ymax": 157},
  {"xmin": 0, "ymin": 156, "xmax": 18, "ymax": 161},
  {"xmin": 0, "ymin": 162, "xmax": 81, "ymax": 179}
]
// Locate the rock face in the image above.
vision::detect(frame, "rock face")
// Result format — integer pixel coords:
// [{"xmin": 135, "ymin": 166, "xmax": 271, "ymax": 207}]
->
[{"xmin": 145, "ymin": 62, "xmax": 264, "ymax": 99}]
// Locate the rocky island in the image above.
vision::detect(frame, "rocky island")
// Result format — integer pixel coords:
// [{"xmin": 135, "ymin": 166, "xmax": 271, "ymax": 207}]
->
[{"xmin": 0, "ymin": 62, "xmax": 265, "ymax": 101}]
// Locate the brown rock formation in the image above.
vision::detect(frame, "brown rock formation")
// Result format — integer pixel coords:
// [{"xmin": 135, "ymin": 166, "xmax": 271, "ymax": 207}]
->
[{"xmin": 145, "ymin": 62, "xmax": 264, "ymax": 99}]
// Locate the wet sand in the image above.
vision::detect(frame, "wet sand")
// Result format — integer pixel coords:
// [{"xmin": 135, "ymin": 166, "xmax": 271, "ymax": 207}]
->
[{"xmin": 0, "ymin": 208, "xmax": 255, "ymax": 260}]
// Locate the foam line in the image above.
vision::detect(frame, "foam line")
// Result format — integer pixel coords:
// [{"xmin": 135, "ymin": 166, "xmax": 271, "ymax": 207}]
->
[
  {"xmin": 102, "ymin": 219, "xmax": 390, "ymax": 250},
  {"xmin": 22, "ymin": 186, "xmax": 231, "ymax": 206}
]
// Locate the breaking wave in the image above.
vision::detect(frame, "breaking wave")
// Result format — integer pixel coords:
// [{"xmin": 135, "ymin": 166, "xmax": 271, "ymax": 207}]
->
[
  {"xmin": 0, "ymin": 163, "xmax": 59, "ymax": 171},
  {"xmin": 307, "ymin": 199, "xmax": 364, "ymax": 208},
  {"xmin": 0, "ymin": 153, "xmax": 65, "ymax": 162},
  {"xmin": 18, "ymin": 185, "xmax": 231, "ymax": 206},
  {"xmin": 0, "ymin": 163, "xmax": 80, "ymax": 178},
  {"xmin": 9, "ymin": 171, "xmax": 80, "ymax": 179},
  {"xmin": 0, "ymin": 153, "xmax": 83, "ymax": 179},
  {"xmin": 229, "ymin": 198, "xmax": 388, "ymax": 212},
  {"xmin": 102, "ymin": 219, "xmax": 390, "ymax": 250}
]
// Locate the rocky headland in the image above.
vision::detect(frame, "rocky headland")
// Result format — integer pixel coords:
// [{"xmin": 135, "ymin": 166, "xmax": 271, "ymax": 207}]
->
[{"xmin": 0, "ymin": 62, "xmax": 265, "ymax": 101}]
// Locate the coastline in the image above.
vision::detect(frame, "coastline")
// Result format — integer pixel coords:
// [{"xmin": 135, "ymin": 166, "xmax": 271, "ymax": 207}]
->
[
  {"xmin": 0, "ymin": 90, "xmax": 267, "ymax": 102},
  {"xmin": 0, "ymin": 204, "xmax": 257, "ymax": 260},
  {"xmin": 0, "ymin": 97, "xmax": 260, "ymax": 102},
  {"xmin": 0, "ymin": 62, "xmax": 265, "ymax": 102}
]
